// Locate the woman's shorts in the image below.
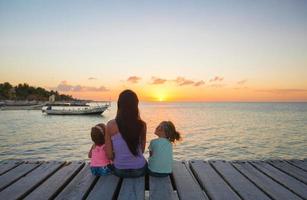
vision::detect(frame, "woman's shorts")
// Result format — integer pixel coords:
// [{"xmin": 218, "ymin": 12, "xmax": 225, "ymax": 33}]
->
[{"xmin": 113, "ymin": 164, "xmax": 147, "ymax": 178}]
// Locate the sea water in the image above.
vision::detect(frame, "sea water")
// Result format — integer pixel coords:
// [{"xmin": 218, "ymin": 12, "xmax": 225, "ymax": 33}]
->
[{"xmin": 0, "ymin": 102, "xmax": 306, "ymax": 161}]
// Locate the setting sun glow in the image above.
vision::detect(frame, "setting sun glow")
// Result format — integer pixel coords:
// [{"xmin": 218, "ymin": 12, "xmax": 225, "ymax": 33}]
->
[
  {"xmin": 151, "ymin": 87, "xmax": 170, "ymax": 102},
  {"xmin": 156, "ymin": 92, "xmax": 166, "ymax": 102}
]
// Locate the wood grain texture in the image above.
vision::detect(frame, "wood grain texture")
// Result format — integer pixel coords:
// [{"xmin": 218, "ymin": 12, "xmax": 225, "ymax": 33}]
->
[
  {"xmin": 0, "ymin": 160, "xmax": 23, "ymax": 176},
  {"xmin": 86, "ymin": 174, "xmax": 120, "ymax": 200},
  {"xmin": 149, "ymin": 175, "xmax": 178, "ymax": 200},
  {"xmin": 118, "ymin": 176, "xmax": 145, "ymax": 200},
  {"xmin": 190, "ymin": 160, "xmax": 240, "ymax": 200},
  {"xmin": 250, "ymin": 161, "xmax": 307, "ymax": 199},
  {"xmin": 269, "ymin": 160, "xmax": 307, "ymax": 184},
  {"xmin": 54, "ymin": 164, "xmax": 97, "ymax": 200},
  {"xmin": 173, "ymin": 161, "xmax": 208, "ymax": 200},
  {"xmin": 0, "ymin": 162, "xmax": 40, "ymax": 191},
  {"xmin": 0, "ymin": 161, "xmax": 64, "ymax": 200},
  {"xmin": 211, "ymin": 160, "xmax": 270, "ymax": 200},
  {"xmin": 233, "ymin": 161, "xmax": 302, "ymax": 200},
  {"xmin": 24, "ymin": 162, "xmax": 84, "ymax": 200}
]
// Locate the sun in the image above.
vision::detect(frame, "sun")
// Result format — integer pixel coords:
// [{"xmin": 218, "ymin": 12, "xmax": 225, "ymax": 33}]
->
[
  {"xmin": 150, "ymin": 86, "xmax": 172, "ymax": 102},
  {"xmin": 154, "ymin": 90, "xmax": 167, "ymax": 102},
  {"xmin": 153, "ymin": 88, "xmax": 167, "ymax": 102}
]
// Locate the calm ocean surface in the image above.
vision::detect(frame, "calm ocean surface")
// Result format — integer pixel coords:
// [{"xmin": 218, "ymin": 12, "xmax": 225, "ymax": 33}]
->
[{"xmin": 0, "ymin": 102, "xmax": 306, "ymax": 161}]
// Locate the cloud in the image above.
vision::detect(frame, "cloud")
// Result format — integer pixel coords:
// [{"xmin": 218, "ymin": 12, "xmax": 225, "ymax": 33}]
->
[
  {"xmin": 151, "ymin": 76, "xmax": 167, "ymax": 84},
  {"xmin": 174, "ymin": 77, "xmax": 206, "ymax": 87},
  {"xmin": 88, "ymin": 77, "xmax": 97, "ymax": 80},
  {"xmin": 255, "ymin": 89, "xmax": 307, "ymax": 94},
  {"xmin": 127, "ymin": 76, "xmax": 141, "ymax": 84},
  {"xmin": 175, "ymin": 77, "xmax": 195, "ymax": 86},
  {"xmin": 194, "ymin": 80, "xmax": 205, "ymax": 87},
  {"xmin": 54, "ymin": 81, "xmax": 109, "ymax": 92},
  {"xmin": 237, "ymin": 79, "xmax": 247, "ymax": 85},
  {"xmin": 209, "ymin": 76, "xmax": 224, "ymax": 82}
]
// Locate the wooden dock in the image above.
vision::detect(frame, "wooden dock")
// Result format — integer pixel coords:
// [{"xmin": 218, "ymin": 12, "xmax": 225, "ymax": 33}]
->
[{"xmin": 0, "ymin": 159, "xmax": 306, "ymax": 200}]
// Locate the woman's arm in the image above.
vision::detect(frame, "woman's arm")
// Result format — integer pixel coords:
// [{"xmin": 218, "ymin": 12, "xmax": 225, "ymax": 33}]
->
[
  {"xmin": 105, "ymin": 121, "xmax": 114, "ymax": 160},
  {"xmin": 88, "ymin": 144, "xmax": 94, "ymax": 158},
  {"xmin": 148, "ymin": 140, "xmax": 152, "ymax": 157},
  {"xmin": 141, "ymin": 123, "xmax": 147, "ymax": 153}
]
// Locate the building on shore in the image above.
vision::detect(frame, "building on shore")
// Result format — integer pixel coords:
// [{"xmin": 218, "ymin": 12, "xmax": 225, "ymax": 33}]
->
[{"xmin": 49, "ymin": 94, "xmax": 55, "ymax": 102}]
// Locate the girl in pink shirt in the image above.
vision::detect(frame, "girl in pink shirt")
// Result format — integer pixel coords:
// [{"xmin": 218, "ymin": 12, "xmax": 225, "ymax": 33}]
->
[{"xmin": 88, "ymin": 123, "xmax": 112, "ymax": 176}]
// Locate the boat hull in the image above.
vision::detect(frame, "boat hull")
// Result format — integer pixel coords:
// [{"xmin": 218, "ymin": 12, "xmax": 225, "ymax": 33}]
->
[{"xmin": 44, "ymin": 106, "xmax": 107, "ymax": 115}]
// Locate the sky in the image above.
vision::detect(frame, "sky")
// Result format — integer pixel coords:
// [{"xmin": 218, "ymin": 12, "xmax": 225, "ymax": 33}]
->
[{"xmin": 0, "ymin": 0, "xmax": 307, "ymax": 102}]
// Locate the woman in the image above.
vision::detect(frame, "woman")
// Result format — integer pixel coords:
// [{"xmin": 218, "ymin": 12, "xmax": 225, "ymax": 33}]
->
[{"xmin": 105, "ymin": 90, "xmax": 147, "ymax": 178}]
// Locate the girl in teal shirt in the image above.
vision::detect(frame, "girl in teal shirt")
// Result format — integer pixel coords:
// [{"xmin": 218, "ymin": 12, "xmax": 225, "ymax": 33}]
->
[{"xmin": 148, "ymin": 121, "xmax": 181, "ymax": 177}]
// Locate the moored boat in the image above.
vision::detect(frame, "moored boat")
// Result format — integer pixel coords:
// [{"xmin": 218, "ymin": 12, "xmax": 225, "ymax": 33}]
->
[{"xmin": 43, "ymin": 105, "xmax": 108, "ymax": 115}]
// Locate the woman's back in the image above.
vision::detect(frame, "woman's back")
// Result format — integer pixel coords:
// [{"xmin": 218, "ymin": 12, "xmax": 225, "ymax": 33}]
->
[{"xmin": 111, "ymin": 132, "xmax": 146, "ymax": 169}]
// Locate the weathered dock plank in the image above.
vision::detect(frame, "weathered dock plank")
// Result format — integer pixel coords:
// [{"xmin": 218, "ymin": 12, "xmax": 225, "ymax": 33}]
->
[
  {"xmin": 149, "ymin": 175, "xmax": 178, "ymax": 200},
  {"xmin": 250, "ymin": 161, "xmax": 307, "ymax": 199},
  {"xmin": 0, "ymin": 159, "xmax": 306, "ymax": 200},
  {"xmin": 233, "ymin": 161, "xmax": 302, "ymax": 200},
  {"xmin": 173, "ymin": 161, "xmax": 208, "ymax": 200},
  {"xmin": 210, "ymin": 160, "xmax": 271, "ymax": 200},
  {"xmin": 86, "ymin": 174, "xmax": 120, "ymax": 200},
  {"xmin": 24, "ymin": 162, "xmax": 84, "ymax": 200},
  {"xmin": 269, "ymin": 160, "xmax": 307, "ymax": 184},
  {"xmin": 0, "ymin": 160, "xmax": 22, "ymax": 176},
  {"xmin": 190, "ymin": 160, "xmax": 240, "ymax": 200},
  {"xmin": 288, "ymin": 160, "xmax": 307, "ymax": 172},
  {"xmin": 54, "ymin": 164, "xmax": 97, "ymax": 200},
  {"xmin": 0, "ymin": 161, "xmax": 64, "ymax": 200},
  {"xmin": 118, "ymin": 176, "xmax": 145, "ymax": 200},
  {"xmin": 0, "ymin": 162, "xmax": 40, "ymax": 191}
]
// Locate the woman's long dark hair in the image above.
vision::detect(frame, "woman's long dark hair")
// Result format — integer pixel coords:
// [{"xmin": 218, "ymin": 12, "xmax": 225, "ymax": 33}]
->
[{"xmin": 115, "ymin": 90, "xmax": 146, "ymax": 156}]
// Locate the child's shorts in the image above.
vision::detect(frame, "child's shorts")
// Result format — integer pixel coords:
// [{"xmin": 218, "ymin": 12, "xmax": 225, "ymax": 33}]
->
[{"xmin": 90, "ymin": 165, "xmax": 112, "ymax": 176}]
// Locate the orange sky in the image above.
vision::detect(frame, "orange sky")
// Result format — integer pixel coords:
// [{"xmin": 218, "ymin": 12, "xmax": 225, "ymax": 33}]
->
[{"xmin": 55, "ymin": 79, "xmax": 307, "ymax": 102}]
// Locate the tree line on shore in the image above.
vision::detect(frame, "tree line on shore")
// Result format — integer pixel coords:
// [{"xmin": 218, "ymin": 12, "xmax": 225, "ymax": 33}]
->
[{"xmin": 0, "ymin": 82, "xmax": 75, "ymax": 101}]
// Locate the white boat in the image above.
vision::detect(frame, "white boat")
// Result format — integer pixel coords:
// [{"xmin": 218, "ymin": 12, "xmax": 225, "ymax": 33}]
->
[{"xmin": 42, "ymin": 103, "xmax": 109, "ymax": 115}]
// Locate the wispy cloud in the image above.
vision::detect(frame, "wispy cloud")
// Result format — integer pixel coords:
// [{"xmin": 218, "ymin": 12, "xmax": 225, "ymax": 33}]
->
[
  {"xmin": 127, "ymin": 76, "xmax": 141, "ymax": 84},
  {"xmin": 88, "ymin": 77, "xmax": 97, "ymax": 80},
  {"xmin": 255, "ymin": 89, "xmax": 307, "ymax": 94},
  {"xmin": 151, "ymin": 76, "xmax": 205, "ymax": 87},
  {"xmin": 53, "ymin": 81, "xmax": 109, "ymax": 92},
  {"xmin": 209, "ymin": 76, "xmax": 224, "ymax": 82},
  {"xmin": 237, "ymin": 79, "xmax": 247, "ymax": 85},
  {"xmin": 151, "ymin": 76, "xmax": 167, "ymax": 84},
  {"xmin": 194, "ymin": 80, "xmax": 205, "ymax": 87},
  {"xmin": 174, "ymin": 77, "xmax": 195, "ymax": 86}
]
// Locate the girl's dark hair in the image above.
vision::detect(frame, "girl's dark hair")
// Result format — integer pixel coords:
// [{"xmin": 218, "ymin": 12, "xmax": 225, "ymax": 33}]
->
[
  {"xmin": 115, "ymin": 90, "xmax": 146, "ymax": 156},
  {"xmin": 161, "ymin": 121, "xmax": 181, "ymax": 143},
  {"xmin": 91, "ymin": 123, "xmax": 106, "ymax": 145}
]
